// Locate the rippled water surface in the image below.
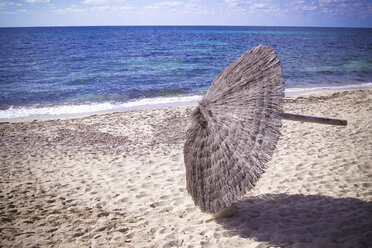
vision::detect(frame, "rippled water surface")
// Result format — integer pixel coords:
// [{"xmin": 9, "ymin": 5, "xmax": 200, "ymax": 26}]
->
[{"xmin": 0, "ymin": 26, "xmax": 371, "ymax": 118}]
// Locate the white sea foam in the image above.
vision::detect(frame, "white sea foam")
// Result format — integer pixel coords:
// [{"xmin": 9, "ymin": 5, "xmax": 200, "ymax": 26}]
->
[
  {"xmin": 1, "ymin": 82, "xmax": 371, "ymax": 120},
  {"xmin": 0, "ymin": 95, "xmax": 202, "ymax": 120},
  {"xmin": 285, "ymin": 82, "xmax": 372, "ymax": 96}
]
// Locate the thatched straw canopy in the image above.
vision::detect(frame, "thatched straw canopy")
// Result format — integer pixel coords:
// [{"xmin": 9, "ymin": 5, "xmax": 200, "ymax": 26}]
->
[{"xmin": 184, "ymin": 45, "xmax": 285, "ymax": 214}]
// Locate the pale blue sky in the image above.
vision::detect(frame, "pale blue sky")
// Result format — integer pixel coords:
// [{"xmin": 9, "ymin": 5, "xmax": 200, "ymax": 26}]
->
[{"xmin": 0, "ymin": 0, "xmax": 371, "ymax": 27}]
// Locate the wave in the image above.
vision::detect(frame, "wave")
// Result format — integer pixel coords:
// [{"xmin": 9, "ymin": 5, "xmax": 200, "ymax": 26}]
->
[
  {"xmin": 1, "ymin": 82, "xmax": 371, "ymax": 120},
  {"xmin": 285, "ymin": 82, "xmax": 372, "ymax": 96},
  {"xmin": 0, "ymin": 95, "xmax": 202, "ymax": 120}
]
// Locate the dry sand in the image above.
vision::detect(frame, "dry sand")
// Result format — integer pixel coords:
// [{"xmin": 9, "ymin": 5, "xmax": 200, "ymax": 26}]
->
[{"xmin": 0, "ymin": 89, "xmax": 371, "ymax": 248}]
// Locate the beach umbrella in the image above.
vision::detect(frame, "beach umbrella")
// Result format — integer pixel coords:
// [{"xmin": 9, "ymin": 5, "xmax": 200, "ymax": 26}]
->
[{"xmin": 184, "ymin": 45, "xmax": 347, "ymax": 214}]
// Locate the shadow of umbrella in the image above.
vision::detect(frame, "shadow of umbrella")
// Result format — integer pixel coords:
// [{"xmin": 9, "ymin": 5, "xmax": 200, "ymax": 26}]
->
[{"xmin": 217, "ymin": 194, "xmax": 372, "ymax": 248}]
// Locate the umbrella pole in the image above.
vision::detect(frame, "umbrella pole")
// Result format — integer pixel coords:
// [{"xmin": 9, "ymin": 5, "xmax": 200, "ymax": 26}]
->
[{"xmin": 281, "ymin": 113, "xmax": 347, "ymax": 126}]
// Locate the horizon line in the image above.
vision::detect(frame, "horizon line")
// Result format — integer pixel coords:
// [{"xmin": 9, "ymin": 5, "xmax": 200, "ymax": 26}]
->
[{"xmin": 1, "ymin": 24, "xmax": 371, "ymax": 29}]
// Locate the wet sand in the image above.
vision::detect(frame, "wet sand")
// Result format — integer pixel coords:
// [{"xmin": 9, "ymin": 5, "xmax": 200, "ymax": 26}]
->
[{"xmin": 1, "ymin": 89, "xmax": 371, "ymax": 247}]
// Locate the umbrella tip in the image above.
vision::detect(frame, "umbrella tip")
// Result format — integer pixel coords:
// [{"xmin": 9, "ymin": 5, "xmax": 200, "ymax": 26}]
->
[
  {"xmin": 254, "ymin": 44, "xmax": 274, "ymax": 51},
  {"xmin": 245, "ymin": 44, "xmax": 277, "ymax": 57}
]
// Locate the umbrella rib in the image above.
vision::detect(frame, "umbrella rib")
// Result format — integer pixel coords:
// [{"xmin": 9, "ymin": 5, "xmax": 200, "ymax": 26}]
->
[{"xmin": 281, "ymin": 113, "xmax": 347, "ymax": 126}]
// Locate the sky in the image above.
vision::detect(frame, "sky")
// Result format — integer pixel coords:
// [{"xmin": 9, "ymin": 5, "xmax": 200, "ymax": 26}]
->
[{"xmin": 0, "ymin": 0, "xmax": 371, "ymax": 27}]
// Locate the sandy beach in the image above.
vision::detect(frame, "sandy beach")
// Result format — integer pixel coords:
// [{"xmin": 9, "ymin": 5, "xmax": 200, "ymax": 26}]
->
[{"xmin": 0, "ymin": 89, "xmax": 371, "ymax": 248}]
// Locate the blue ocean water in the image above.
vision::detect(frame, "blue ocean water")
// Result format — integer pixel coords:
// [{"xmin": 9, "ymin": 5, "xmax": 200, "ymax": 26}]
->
[{"xmin": 0, "ymin": 26, "xmax": 371, "ymax": 119}]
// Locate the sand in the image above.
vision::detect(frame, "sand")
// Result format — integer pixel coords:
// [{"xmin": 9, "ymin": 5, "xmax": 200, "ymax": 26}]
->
[{"xmin": 0, "ymin": 89, "xmax": 371, "ymax": 248}]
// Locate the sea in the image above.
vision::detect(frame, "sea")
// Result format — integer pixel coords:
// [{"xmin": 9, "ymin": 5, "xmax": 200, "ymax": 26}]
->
[{"xmin": 0, "ymin": 26, "xmax": 371, "ymax": 120}]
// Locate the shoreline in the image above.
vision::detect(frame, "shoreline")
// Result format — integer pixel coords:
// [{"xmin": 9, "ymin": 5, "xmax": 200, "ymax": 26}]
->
[
  {"xmin": 1, "ymin": 84, "xmax": 371, "ymax": 123},
  {"xmin": 1, "ymin": 88, "xmax": 371, "ymax": 247}
]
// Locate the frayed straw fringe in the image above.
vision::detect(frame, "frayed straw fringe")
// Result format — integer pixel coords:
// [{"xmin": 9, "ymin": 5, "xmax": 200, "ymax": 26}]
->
[{"xmin": 184, "ymin": 45, "xmax": 285, "ymax": 213}]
